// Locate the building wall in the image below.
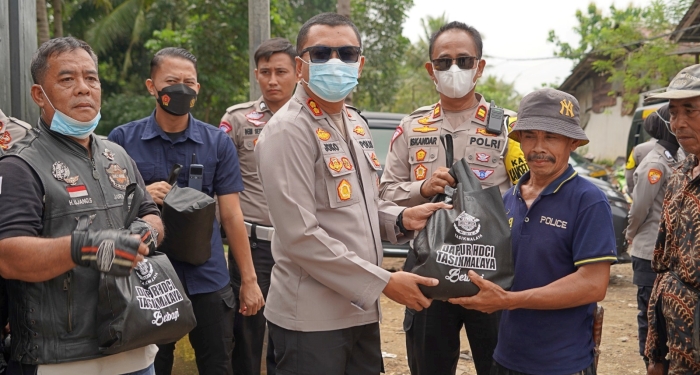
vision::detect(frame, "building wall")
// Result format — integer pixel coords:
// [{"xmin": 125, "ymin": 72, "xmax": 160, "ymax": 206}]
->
[{"xmin": 580, "ymin": 96, "xmax": 633, "ymax": 161}]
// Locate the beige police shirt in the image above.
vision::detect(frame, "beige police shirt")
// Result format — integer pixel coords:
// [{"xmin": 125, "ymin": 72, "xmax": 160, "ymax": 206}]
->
[
  {"xmin": 626, "ymin": 143, "xmax": 684, "ymax": 260},
  {"xmin": 0, "ymin": 109, "xmax": 32, "ymax": 151},
  {"xmin": 255, "ymin": 85, "xmax": 409, "ymax": 332},
  {"xmin": 219, "ymin": 97, "xmax": 274, "ymax": 226},
  {"xmin": 625, "ymin": 139, "xmax": 657, "ymax": 194},
  {"xmin": 380, "ymin": 94, "xmax": 513, "ymax": 208}
]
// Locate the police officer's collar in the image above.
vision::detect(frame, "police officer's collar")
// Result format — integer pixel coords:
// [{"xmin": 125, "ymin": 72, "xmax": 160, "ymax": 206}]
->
[
  {"xmin": 294, "ymin": 83, "xmax": 329, "ymax": 121},
  {"xmin": 256, "ymin": 96, "xmax": 271, "ymax": 114},
  {"xmin": 416, "ymin": 93, "xmax": 489, "ymax": 129},
  {"xmin": 512, "ymin": 164, "xmax": 577, "ymax": 197},
  {"xmin": 142, "ymin": 110, "xmax": 203, "ymax": 144}
]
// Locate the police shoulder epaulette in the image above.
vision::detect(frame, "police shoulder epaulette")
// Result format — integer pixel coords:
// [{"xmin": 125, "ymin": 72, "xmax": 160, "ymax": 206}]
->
[
  {"xmin": 409, "ymin": 104, "xmax": 434, "ymax": 117},
  {"xmin": 345, "ymin": 105, "xmax": 362, "ymax": 118},
  {"xmin": 8, "ymin": 117, "xmax": 32, "ymax": 130},
  {"xmin": 225, "ymin": 101, "xmax": 256, "ymax": 114}
]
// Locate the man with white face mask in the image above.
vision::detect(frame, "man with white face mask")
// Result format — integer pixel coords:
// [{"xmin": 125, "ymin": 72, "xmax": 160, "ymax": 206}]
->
[
  {"xmin": 255, "ymin": 12, "xmax": 450, "ymax": 375},
  {"xmin": 380, "ymin": 21, "xmax": 525, "ymax": 375}
]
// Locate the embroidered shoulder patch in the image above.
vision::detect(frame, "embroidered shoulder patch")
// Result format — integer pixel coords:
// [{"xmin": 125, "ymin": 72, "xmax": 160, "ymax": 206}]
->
[{"xmin": 648, "ymin": 169, "xmax": 662, "ymax": 184}]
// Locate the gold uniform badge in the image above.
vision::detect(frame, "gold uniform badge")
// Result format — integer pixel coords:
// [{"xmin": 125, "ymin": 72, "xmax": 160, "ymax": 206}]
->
[{"xmin": 337, "ymin": 179, "xmax": 352, "ymax": 201}]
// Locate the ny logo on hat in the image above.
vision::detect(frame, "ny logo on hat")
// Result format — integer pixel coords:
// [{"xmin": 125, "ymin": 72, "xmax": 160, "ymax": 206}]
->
[{"xmin": 559, "ymin": 99, "xmax": 574, "ymax": 118}]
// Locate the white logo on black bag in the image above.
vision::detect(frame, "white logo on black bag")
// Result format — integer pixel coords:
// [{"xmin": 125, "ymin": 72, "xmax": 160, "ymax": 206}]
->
[
  {"xmin": 454, "ymin": 211, "xmax": 482, "ymax": 241},
  {"xmin": 135, "ymin": 259, "xmax": 154, "ymax": 281}
]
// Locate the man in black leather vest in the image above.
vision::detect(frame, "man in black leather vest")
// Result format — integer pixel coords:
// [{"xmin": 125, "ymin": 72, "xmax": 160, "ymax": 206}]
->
[{"xmin": 0, "ymin": 37, "xmax": 163, "ymax": 375}]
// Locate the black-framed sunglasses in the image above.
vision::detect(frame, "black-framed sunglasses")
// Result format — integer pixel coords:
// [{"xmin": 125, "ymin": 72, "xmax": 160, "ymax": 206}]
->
[
  {"xmin": 431, "ymin": 56, "xmax": 479, "ymax": 71},
  {"xmin": 301, "ymin": 45, "xmax": 362, "ymax": 64}
]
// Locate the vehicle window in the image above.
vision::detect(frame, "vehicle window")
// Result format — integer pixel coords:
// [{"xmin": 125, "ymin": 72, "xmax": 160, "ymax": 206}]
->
[{"xmin": 369, "ymin": 128, "xmax": 394, "ymax": 167}]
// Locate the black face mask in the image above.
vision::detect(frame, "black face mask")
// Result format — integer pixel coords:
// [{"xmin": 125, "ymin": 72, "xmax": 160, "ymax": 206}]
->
[{"xmin": 156, "ymin": 84, "xmax": 197, "ymax": 116}]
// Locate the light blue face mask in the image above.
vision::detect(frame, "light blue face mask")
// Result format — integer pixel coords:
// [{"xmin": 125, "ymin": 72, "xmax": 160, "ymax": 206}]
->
[
  {"xmin": 301, "ymin": 58, "xmax": 360, "ymax": 103},
  {"xmin": 40, "ymin": 86, "xmax": 101, "ymax": 139}
]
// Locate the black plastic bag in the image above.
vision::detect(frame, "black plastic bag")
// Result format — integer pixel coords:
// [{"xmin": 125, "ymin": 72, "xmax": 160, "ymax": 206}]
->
[
  {"xmin": 411, "ymin": 143, "xmax": 514, "ymax": 300},
  {"xmin": 97, "ymin": 183, "xmax": 196, "ymax": 355},
  {"xmin": 158, "ymin": 164, "xmax": 216, "ymax": 266}
]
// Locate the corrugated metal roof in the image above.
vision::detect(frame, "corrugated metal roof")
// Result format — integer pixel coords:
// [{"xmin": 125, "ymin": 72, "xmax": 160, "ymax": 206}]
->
[{"xmin": 673, "ymin": 0, "xmax": 700, "ymax": 42}]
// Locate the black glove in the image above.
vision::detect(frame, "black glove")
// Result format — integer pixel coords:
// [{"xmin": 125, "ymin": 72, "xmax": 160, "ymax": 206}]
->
[
  {"xmin": 129, "ymin": 218, "xmax": 158, "ymax": 255},
  {"xmin": 71, "ymin": 216, "xmax": 141, "ymax": 276}
]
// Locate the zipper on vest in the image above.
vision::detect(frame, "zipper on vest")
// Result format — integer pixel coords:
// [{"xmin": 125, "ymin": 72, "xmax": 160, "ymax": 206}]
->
[
  {"xmin": 63, "ymin": 272, "xmax": 73, "ymax": 332},
  {"xmin": 90, "ymin": 158, "xmax": 99, "ymax": 180},
  {"xmin": 90, "ymin": 156, "xmax": 116, "ymax": 228}
]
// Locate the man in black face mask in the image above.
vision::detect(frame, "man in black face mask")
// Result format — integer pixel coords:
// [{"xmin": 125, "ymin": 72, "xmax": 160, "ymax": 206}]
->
[
  {"xmin": 109, "ymin": 47, "xmax": 264, "ymax": 375},
  {"xmin": 624, "ymin": 103, "xmax": 684, "ymax": 369}
]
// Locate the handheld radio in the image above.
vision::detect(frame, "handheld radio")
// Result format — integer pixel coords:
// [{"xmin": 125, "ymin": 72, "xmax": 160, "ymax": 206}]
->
[
  {"xmin": 486, "ymin": 100, "xmax": 504, "ymax": 135},
  {"xmin": 188, "ymin": 153, "xmax": 204, "ymax": 191}
]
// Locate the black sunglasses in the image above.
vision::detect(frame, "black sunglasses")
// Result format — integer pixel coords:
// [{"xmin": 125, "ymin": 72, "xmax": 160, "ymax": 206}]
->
[
  {"xmin": 431, "ymin": 56, "xmax": 479, "ymax": 71},
  {"xmin": 301, "ymin": 45, "xmax": 362, "ymax": 64}
]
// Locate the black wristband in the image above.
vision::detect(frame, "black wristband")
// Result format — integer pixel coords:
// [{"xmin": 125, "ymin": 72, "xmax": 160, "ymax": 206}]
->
[{"xmin": 397, "ymin": 209, "xmax": 409, "ymax": 235}]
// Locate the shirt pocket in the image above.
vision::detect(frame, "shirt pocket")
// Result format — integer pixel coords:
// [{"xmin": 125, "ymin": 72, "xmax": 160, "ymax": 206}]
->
[
  {"xmin": 203, "ymin": 166, "xmax": 217, "ymax": 189},
  {"xmin": 242, "ymin": 135, "xmax": 258, "ymax": 151},
  {"xmin": 407, "ymin": 146, "xmax": 439, "ymax": 182},
  {"xmin": 322, "ymin": 153, "xmax": 359, "ymax": 208},
  {"xmin": 135, "ymin": 162, "xmax": 157, "ymax": 183}
]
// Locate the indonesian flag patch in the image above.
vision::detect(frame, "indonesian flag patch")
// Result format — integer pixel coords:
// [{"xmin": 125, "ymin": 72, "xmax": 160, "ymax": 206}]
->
[{"xmin": 67, "ymin": 185, "xmax": 88, "ymax": 198}]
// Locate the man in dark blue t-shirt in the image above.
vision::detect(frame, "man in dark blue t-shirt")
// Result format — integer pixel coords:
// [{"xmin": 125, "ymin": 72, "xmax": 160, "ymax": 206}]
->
[
  {"xmin": 109, "ymin": 47, "xmax": 264, "ymax": 375},
  {"xmin": 449, "ymin": 88, "xmax": 617, "ymax": 375}
]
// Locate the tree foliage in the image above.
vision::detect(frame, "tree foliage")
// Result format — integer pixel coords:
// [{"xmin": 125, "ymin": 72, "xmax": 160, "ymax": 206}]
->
[
  {"xmin": 352, "ymin": 0, "xmax": 414, "ymax": 111},
  {"xmin": 389, "ymin": 13, "xmax": 521, "ymax": 114},
  {"xmin": 548, "ymin": 0, "xmax": 692, "ymax": 112},
  {"xmin": 37, "ymin": 0, "xmax": 518, "ymax": 132}
]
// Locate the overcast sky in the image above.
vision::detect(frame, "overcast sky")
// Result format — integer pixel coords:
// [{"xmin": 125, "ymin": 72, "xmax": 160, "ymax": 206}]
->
[{"xmin": 402, "ymin": 0, "xmax": 655, "ymax": 95}]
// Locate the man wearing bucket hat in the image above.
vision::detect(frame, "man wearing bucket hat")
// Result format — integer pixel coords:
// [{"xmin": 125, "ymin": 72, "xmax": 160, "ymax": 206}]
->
[
  {"xmin": 449, "ymin": 88, "xmax": 617, "ymax": 375},
  {"xmin": 644, "ymin": 64, "xmax": 700, "ymax": 375}
]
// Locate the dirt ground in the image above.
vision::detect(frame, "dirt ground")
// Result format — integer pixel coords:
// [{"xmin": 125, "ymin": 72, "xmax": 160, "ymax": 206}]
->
[
  {"xmin": 379, "ymin": 258, "xmax": 644, "ymax": 375},
  {"xmin": 173, "ymin": 259, "xmax": 643, "ymax": 375}
]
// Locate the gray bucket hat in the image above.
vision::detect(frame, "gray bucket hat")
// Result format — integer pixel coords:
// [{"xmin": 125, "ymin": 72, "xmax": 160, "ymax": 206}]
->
[
  {"xmin": 509, "ymin": 88, "xmax": 589, "ymax": 146},
  {"xmin": 646, "ymin": 64, "xmax": 700, "ymax": 101}
]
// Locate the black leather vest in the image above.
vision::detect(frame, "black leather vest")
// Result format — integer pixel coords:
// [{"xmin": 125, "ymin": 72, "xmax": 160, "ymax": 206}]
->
[{"xmin": 5, "ymin": 123, "xmax": 138, "ymax": 365}]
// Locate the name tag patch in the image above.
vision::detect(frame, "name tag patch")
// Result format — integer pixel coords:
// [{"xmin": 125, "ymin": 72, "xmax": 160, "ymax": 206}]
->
[{"xmin": 410, "ymin": 136, "xmax": 438, "ymax": 147}]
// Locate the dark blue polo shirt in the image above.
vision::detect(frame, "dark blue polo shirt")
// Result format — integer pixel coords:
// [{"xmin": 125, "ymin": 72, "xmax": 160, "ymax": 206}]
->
[
  {"xmin": 494, "ymin": 165, "xmax": 617, "ymax": 375},
  {"xmin": 109, "ymin": 111, "xmax": 244, "ymax": 295}
]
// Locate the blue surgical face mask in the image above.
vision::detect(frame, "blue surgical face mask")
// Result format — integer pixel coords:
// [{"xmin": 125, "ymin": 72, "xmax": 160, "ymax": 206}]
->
[
  {"xmin": 300, "ymin": 58, "xmax": 360, "ymax": 103},
  {"xmin": 40, "ymin": 86, "xmax": 101, "ymax": 139}
]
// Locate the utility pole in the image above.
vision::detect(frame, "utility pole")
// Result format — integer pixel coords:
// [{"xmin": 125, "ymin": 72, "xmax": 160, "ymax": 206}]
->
[
  {"xmin": 248, "ymin": 0, "xmax": 270, "ymax": 101},
  {"xmin": 1, "ymin": 0, "xmax": 38, "ymax": 125}
]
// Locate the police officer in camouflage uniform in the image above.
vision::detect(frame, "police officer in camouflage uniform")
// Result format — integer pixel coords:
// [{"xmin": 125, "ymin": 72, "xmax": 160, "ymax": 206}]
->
[
  {"xmin": 379, "ymin": 21, "xmax": 526, "ymax": 375},
  {"xmin": 624, "ymin": 104, "xmax": 683, "ymax": 368},
  {"xmin": 218, "ymin": 37, "xmax": 298, "ymax": 375}
]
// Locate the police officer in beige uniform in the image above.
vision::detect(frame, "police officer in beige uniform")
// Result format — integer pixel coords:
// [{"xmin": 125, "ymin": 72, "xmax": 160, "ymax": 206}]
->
[
  {"xmin": 624, "ymin": 104, "xmax": 684, "ymax": 368},
  {"xmin": 255, "ymin": 13, "xmax": 450, "ymax": 375},
  {"xmin": 380, "ymin": 21, "xmax": 521, "ymax": 375},
  {"xmin": 219, "ymin": 37, "xmax": 297, "ymax": 375},
  {"xmin": 0, "ymin": 110, "xmax": 32, "ymax": 152}
]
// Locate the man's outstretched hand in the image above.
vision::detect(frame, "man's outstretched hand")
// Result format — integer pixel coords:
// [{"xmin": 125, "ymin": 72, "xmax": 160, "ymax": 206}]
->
[
  {"xmin": 383, "ymin": 271, "xmax": 438, "ymax": 311},
  {"xmin": 402, "ymin": 202, "xmax": 452, "ymax": 231}
]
